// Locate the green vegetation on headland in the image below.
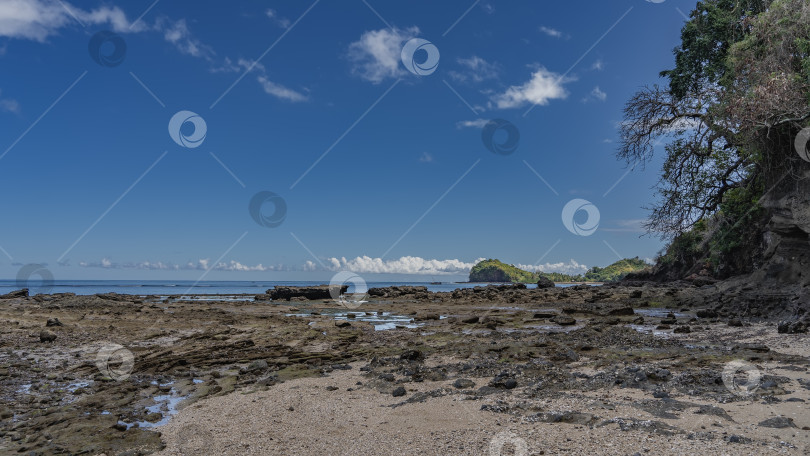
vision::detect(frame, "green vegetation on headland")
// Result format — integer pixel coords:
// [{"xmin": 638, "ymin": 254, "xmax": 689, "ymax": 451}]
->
[{"xmin": 468, "ymin": 258, "xmax": 649, "ymax": 283}]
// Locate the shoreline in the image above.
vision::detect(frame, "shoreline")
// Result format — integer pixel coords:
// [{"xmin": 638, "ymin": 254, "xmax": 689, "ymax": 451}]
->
[{"xmin": 1, "ymin": 283, "xmax": 807, "ymax": 454}]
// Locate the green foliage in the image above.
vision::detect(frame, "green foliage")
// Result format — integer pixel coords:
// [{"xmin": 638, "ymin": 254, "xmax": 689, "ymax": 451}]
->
[
  {"xmin": 468, "ymin": 259, "xmax": 541, "ymax": 283},
  {"xmin": 662, "ymin": 0, "xmax": 772, "ymax": 98},
  {"xmin": 657, "ymin": 219, "xmax": 708, "ymax": 268},
  {"xmin": 583, "ymin": 257, "xmax": 649, "ymax": 282},
  {"xmin": 468, "ymin": 258, "xmax": 648, "ymax": 283}
]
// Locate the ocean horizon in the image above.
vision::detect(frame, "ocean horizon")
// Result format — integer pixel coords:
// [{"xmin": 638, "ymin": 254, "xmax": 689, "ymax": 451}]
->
[{"xmin": 0, "ymin": 279, "xmax": 595, "ymax": 296}]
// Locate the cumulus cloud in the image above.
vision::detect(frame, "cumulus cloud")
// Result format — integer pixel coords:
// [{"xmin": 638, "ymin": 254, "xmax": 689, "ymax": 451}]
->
[
  {"xmin": 538, "ymin": 26, "xmax": 563, "ymax": 38},
  {"xmin": 515, "ymin": 259, "xmax": 590, "ymax": 276},
  {"xmin": 348, "ymin": 26, "xmax": 419, "ymax": 83},
  {"xmin": 591, "ymin": 86, "xmax": 607, "ymax": 102},
  {"xmin": 456, "ymin": 118, "xmax": 490, "ymax": 129},
  {"xmin": 449, "ymin": 56, "xmax": 499, "ymax": 83},
  {"xmin": 418, "ymin": 152, "xmax": 434, "ymax": 163},
  {"xmin": 490, "ymin": 67, "xmax": 571, "ymax": 109},
  {"xmin": 325, "ymin": 256, "xmax": 484, "ymax": 275}
]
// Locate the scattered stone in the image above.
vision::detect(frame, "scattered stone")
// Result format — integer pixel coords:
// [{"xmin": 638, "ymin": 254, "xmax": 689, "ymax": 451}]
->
[
  {"xmin": 461, "ymin": 316, "xmax": 479, "ymax": 324},
  {"xmin": 673, "ymin": 326, "xmax": 691, "ymax": 334},
  {"xmin": 399, "ymin": 349, "xmax": 424, "ymax": 362},
  {"xmin": 245, "ymin": 360, "xmax": 268, "ymax": 372},
  {"xmin": 391, "ymin": 386, "xmax": 406, "ymax": 397},
  {"xmin": 728, "ymin": 319, "xmax": 743, "ymax": 327},
  {"xmin": 335, "ymin": 321, "xmax": 351, "ymax": 328},
  {"xmin": 325, "ymin": 386, "xmax": 338, "ymax": 391},
  {"xmin": 656, "ymin": 324, "xmax": 671, "ymax": 330},
  {"xmin": 45, "ymin": 317, "xmax": 63, "ymax": 327},
  {"xmin": 696, "ymin": 309, "xmax": 718, "ymax": 318},
  {"xmin": 758, "ymin": 416, "xmax": 796, "ymax": 429},
  {"xmin": 551, "ymin": 315, "xmax": 576, "ymax": 326},
  {"xmin": 452, "ymin": 378, "xmax": 475, "ymax": 389},
  {"xmin": 39, "ymin": 330, "xmax": 57, "ymax": 343},
  {"xmin": 379, "ymin": 373, "xmax": 395, "ymax": 382}
]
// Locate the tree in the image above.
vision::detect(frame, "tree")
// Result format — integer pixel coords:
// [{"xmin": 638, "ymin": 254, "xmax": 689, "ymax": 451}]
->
[{"xmin": 618, "ymin": 0, "xmax": 810, "ymax": 279}]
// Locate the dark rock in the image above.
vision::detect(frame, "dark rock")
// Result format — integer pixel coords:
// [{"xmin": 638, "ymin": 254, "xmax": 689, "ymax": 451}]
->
[
  {"xmin": 453, "ymin": 378, "xmax": 475, "ymax": 389},
  {"xmin": 368, "ymin": 286, "xmax": 429, "ymax": 298},
  {"xmin": 0, "ymin": 288, "xmax": 27, "ymax": 299},
  {"xmin": 460, "ymin": 316, "xmax": 479, "ymax": 324},
  {"xmin": 335, "ymin": 321, "xmax": 351, "ymax": 328},
  {"xmin": 246, "ymin": 360, "xmax": 268, "ymax": 372},
  {"xmin": 728, "ymin": 319, "xmax": 743, "ymax": 327},
  {"xmin": 536, "ymin": 277, "xmax": 555, "ymax": 289},
  {"xmin": 607, "ymin": 307, "xmax": 635, "ymax": 316},
  {"xmin": 660, "ymin": 317, "xmax": 677, "ymax": 325},
  {"xmin": 696, "ymin": 309, "xmax": 718, "ymax": 318},
  {"xmin": 551, "ymin": 315, "xmax": 576, "ymax": 326},
  {"xmin": 655, "ymin": 324, "xmax": 671, "ymax": 330},
  {"xmin": 266, "ymin": 285, "xmax": 347, "ymax": 301},
  {"xmin": 379, "ymin": 373, "xmax": 395, "ymax": 382},
  {"xmin": 673, "ymin": 326, "xmax": 691, "ymax": 334},
  {"xmin": 325, "ymin": 386, "xmax": 338, "ymax": 391},
  {"xmin": 630, "ymin": 290, "xmax": 643, "ymax": 298},
  {"xmin": 758, "ymin": 416, "xmax": 796, "ymax": 428},
  {"xmin": 532, "ymin": 312, "xmax": 556, "ymax": 319},
  {"xmin": 778, "ymin": 318, "xmax": 808, "ymax": 334},
  {"xmin": 45, "ymin": 318, "xmax": 63, "ymax": 327},
  {"xmin": 400, "ymin": 349, "xmax": 424, "ymax": 362},
  {"xmin": 39, "ymin": 330, "xmax": 57, "ymax": 343},
  {"xmin": 392, "ymin": 386, "xmax": 406, "ymax": 397},
  {"xmin": 415, "ymin": 313, "xmax": 440, "ymax": 321},
  {"xmin": 632, "ymin": 316, "xmax": 645, "ymax": 325}
]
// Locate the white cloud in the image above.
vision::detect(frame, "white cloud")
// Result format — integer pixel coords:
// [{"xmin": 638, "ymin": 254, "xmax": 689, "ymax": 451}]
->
[
  {"xmin": 159, "ymin": 18, "xmax": 214, "ymax": 60},
  {"xmin": 0, "ymin": 0, "xmax": 146, "ymax": 41},
  {"xmin": 212, "ymin": 58, "xmax": 308, "ymax": 102},
  {"xmin": 456, "ymin": 118, "xmax": 490, "ymax": 129},
  {"xmin": 591, "ymin": 59, "xmax": 604, "ymax": 71},
  {"xmin": 348, "ymin": 26, "xmax": 419, "ymax": 83},
  {"xmin": 515, "ymin": 259, "xmax": 589, "ymax": 276},
  {"xmin": 265, "ymin": 9, "xmax": 290, "ymax": 28},
  {"xmin": 449, "ymin": 56, "xmax": 499, "ymax": 83},
  {"xmin": 418, "ymin": 152, "xmax": 434, "ymax": 163},
  {"xmin": 78, "ymin": 258, "xmax": 284, "ymax": 272},
  {"xmin": 257, "ymin": 75, "xmax": 308, "ymax": 102},
  {"xmin": 0, "ymin": 89, "xmax": 19, "ymax": 113},
  {"xmin": 491, "ymin": 67, "xmax": 570, "ymax": 109},
  {"xmin": 602, "ymin": 219, "xmax": 648, "ymax": 233},
  {"xmin": 591, "ymin": 86, "xmax": 607, "ymax": 102},
  {"xmin": 539, "ymin": 26, "xmax": 563, "ymax": 38},
  {"xmin": 325, "ymin": 256, "xmax": 485, "ymax": 275}
]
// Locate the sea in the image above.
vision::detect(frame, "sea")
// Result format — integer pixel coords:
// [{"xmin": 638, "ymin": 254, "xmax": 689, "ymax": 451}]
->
[{"xmin": 0, "ymin": 280, "xmax": 594, "ymax": 297}]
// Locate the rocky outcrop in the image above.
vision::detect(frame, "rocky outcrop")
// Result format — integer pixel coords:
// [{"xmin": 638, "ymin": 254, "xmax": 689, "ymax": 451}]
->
[
  {"xmin": 0, "ymin": 288, "xmax": 28, "ymax": 299},
  {"xmin": 536, "ymin": 277, "xmax": 555, "ymax": 289},
  {"xmin": 265, "ymin": 285, "xmax": 347, "ymax": 301},
  {"xmin": 367, "ymin": 286, "xmax": 428, "ymax": 298}
]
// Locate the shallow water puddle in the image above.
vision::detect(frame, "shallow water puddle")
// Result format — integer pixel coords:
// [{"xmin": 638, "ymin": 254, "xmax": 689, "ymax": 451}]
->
[{"xmin": 291, "ymin": 309, "xmax": 422, "ymax": 331}]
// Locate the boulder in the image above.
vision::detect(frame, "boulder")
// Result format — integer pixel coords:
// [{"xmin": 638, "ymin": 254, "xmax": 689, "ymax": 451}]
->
[
  {"xmin": 0, "ymin": 288, "xmax": 28, "ymax": 299},
  {"xmin": 266, "ymin": 285, "xmax": 347, "ymax": 301},
  {"xmin": 536, "ymin": 277, "xmax": 555, "ymax": 289},
  {"xmin": 46, "ymin": 318, "xmax": 63, "ymax": 327},
  {"xmin": 39, "ymin": 330, "xmax": 57, "ymax": 343}
]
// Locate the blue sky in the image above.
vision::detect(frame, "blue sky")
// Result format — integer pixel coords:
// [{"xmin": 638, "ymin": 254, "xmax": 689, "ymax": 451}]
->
[{"xmin": 0, "ymin": 0, "xmax": 695, "ymax": 281}]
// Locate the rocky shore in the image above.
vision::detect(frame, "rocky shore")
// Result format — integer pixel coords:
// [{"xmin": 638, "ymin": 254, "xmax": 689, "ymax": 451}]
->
[{"xmin": 0, "ymin": 282, "xmax": 808, "ymax": 454}]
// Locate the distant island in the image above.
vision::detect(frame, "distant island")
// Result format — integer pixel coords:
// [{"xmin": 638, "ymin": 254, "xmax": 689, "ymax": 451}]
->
[{"xmin": 468, "ymin": 258, "xmax": 649, "ymax": 283}]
